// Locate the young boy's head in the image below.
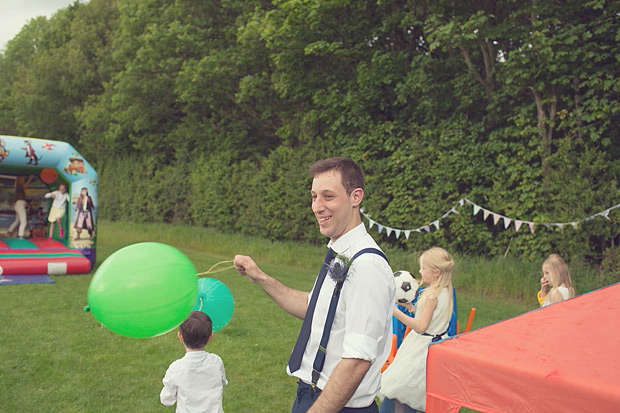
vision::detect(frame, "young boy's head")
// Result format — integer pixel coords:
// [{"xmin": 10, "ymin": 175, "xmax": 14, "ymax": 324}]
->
[{"xmin": 178, "ymin": 312, "xmax": 213, "ymax": 351}]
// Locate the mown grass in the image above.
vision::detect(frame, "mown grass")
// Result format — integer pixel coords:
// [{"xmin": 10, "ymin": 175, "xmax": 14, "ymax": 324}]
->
[{"xmin": 0, "ymin": 220, "xmax": 616, "ymax": 412}]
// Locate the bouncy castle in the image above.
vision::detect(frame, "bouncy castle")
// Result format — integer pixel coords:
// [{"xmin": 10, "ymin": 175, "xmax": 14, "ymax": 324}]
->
[{"xmin": 0, "ymin": 135, "xmax": 96, "ymax": 277}]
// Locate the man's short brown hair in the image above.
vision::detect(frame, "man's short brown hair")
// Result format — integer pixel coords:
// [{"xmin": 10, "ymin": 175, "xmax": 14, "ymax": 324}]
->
[
  {"xmin": 309, "ymin": 157, "xmax": 365, "ymax": 195},
  {"xmin": 179, "ymin": 312, "xmax": 212, "ymax": 349}
]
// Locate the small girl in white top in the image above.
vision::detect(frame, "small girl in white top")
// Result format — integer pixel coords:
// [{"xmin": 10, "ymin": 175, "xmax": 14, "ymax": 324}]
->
[
  {"xmin": 538, "ymin": 253, "xmax": 575, "ymax": 307},
  {"xmin": 379, "ymin": 247, "xmax": 454, "ymax": 412},
  {"xmin": 44, "ymin": 184, "xmax": 69, "ymax": 239}
]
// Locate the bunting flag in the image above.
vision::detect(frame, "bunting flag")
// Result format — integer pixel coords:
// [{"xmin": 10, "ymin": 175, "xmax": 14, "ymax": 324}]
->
[
  {"xmin": 515, "ymin": 220, "xmax": 523, "ymax": 232},
  {"xmin": 360, "ymin": 199, "xmax": 620, "ymax": 240},
  {"xmin": 492, "ymin": 213, "xmax": 501, "ymax": 226},
  {"xmin": 503, "ymin": 217, "xmax": 512, "ymax": 229}
]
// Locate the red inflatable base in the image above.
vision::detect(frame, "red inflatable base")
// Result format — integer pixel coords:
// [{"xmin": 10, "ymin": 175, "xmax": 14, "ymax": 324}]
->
[{"xmin": 0, "ymin": 238, "xmax": 92, "ymax": 275}]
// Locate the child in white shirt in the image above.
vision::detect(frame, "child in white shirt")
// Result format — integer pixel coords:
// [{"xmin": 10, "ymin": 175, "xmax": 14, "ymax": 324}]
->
[
  {"xmin": 160, "ymin": 312, "xmax": 228, "ymax": 413},
  {"xmin": 44, "ymin": 183, "xmax": 69, "ymax": 239}
]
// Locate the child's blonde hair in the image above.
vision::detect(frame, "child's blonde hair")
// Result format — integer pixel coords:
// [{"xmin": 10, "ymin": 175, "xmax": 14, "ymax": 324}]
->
[
  {"xmin": 542, "ymin": 253, "xmax": 575, "ymax": 298},
  {"xmin": 416, "ymin": 247, "xmax": 454, "ymax": 321}
]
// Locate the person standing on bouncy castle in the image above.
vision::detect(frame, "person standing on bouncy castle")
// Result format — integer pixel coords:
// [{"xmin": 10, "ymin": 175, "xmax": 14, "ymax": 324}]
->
[
  {"xmin": 234, "ymin": 157, "xmax": 395, "ymax": 412},
  {"xmin": 7, "ymin": 175, "xmax": 35, "ymax": 238},
  {"xmin": 45, "ymin": 183, "xmax": 69, "ymax": 239}
]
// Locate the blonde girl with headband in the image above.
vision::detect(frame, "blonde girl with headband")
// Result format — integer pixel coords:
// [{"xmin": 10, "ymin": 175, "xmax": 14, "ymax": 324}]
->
[
  {"xmin": 379, "ymin": 247, "xmax": 454, "ymax": 413},
  {"xmin": 538, "ymin": 254, "xmax": 575, "ymax": 307}
]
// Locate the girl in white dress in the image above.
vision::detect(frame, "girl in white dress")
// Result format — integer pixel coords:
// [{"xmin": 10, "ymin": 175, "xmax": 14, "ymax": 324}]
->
[
  {"xmin": 379, "ymin": 247, "xmax": 454, "ymax": 413},
  {"xmin": 538, "ymin": 253, "xmax": 575, "ymax": 307}
]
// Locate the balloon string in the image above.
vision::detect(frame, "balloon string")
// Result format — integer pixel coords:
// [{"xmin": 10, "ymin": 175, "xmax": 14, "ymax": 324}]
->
[{"xmin": 197, "ymin": 260, "xmax": 235, "ymax": 276}]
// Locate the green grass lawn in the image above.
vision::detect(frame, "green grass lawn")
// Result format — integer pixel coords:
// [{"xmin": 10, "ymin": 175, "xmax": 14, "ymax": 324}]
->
[{"xmin": 0, "ymin": 220, "xmax": 611, "ymax": 412}]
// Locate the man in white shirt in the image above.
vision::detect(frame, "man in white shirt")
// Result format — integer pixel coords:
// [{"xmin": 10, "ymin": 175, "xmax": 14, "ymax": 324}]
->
[{"xmin": 234, "ymin": 157, "xmax": 395, "ymax": 412}]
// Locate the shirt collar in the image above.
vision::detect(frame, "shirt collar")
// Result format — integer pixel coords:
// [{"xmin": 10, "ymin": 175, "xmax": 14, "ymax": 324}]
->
[
  {"xmin": 327, "ymin": 223, "xmax": 367, "ymax": 256},
  {"xmin": 183, "ymin": 350, "xmax": 207, "ymax": 358}
]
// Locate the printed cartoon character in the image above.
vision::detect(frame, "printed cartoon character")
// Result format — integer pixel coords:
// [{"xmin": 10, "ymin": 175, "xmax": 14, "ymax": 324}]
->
[
  {"xmin": 22, "ymin": 140, "xmax": 42, "ymax": 165},
  {"xmin": 65, "ymin": 158, "xmax": 86, "ymax": 175},
  {"xmin": 0, "ymin": 139, "xmax": 9, "ymax": 161},
  {"xmin": 42, "ymin": 143, "xmax": 56, "ymax": 151},
  {"xmin": 74, "ymin": 187, "xmax": 95, "ymax": 240}
]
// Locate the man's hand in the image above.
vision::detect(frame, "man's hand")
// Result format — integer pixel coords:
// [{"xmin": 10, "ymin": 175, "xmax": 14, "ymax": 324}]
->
[
  {"xmin": 233, "ymin": 254, "xmax": 308, "ymax": 318},
  {"xmin": 234, "ymin": 255, "xmax": 267, "ymax": 284}
]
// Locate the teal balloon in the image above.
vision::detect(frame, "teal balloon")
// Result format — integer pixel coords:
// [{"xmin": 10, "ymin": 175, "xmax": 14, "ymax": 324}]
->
[
  {"xmin": 86, "ymin": 242, "xmax": 198, "ymax": 338},
  {"xmin": 193, "ymin": 278, "xmax": 234, "ymax": 332}
]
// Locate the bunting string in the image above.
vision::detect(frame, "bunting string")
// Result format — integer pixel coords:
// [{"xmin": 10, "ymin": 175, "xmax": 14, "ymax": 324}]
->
[{"xmin": 360, "ymin": 198, "xmax": 620, "ymax": 240}]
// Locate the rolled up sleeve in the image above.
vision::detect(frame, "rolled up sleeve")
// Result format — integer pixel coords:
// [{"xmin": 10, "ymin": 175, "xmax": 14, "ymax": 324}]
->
[{"xmin": 341, "ymin": 257, "xmax": 393, "ymax": 363}]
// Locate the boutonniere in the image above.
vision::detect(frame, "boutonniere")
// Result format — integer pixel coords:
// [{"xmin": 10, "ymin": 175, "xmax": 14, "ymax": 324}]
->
[{"xmin": 328, "ymin": 254, "xmax": 354, "ymax": 283}]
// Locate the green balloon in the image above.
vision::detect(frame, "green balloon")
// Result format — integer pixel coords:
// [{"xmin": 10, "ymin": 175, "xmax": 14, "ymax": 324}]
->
[
  {"xmin": 86, "ymin": 242, "xmax": 198, "ymax": 338},
  {"xmin": 193, "ymin": 278, "xmax": 234, "ymax": 332}
]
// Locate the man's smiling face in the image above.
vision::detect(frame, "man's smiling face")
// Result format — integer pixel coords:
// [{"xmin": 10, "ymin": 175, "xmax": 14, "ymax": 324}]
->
[{"xmin": 311, "ymin": 169, "xmax": 362, "ymax": 242}]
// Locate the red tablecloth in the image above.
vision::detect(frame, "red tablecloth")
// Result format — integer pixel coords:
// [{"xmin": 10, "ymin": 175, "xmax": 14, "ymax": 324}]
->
[{"xmin": 427, "ymin": 283, "xmax": 620, "ymax": 412}]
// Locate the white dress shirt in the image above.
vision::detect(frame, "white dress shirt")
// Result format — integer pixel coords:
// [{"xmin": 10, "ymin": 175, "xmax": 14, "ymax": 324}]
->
[
  {"xmin": 287, "ymin": 223, "xmax": 395, "ymax": 407},
  {"xmin": 160, "ymin": 350, "xmax": 228, "ymax": 413},
  {"xmin": 44, "ymin": 190, "xmax": 69, "ymax": 209}
]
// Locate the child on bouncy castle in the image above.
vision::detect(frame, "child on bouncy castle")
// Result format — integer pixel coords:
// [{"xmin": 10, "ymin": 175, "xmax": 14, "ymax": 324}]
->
[{"xmin": 44, "ymin": 183, "xmax": 69, "ymax": 239}]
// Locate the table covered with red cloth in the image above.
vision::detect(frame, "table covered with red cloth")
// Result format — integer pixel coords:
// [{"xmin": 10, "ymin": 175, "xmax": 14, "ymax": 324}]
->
[{"xmin": 426, "ymin": 282, "xmax": 620, "ymax": 412}]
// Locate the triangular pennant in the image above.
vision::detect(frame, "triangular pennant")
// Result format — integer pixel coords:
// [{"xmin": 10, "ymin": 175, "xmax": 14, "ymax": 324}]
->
[
  {"xmin": 404, "ymin": 230, "xmax": 411, "ymax": 239},
  {"xmin": 528, "ymin": 222, "xmax": 535, "ymax": 234},
  {"xmin": 423, "ymin": 226, "xmax": 430, "ymax": 232},
  {"xmin": 556, "ymin": 223, "xmax": 565, "ymax": 231},
  {"xmin": 377, "ymin": 224, "xmax": 383, "ymax": 234},
  {"xmin": 451, "ymin": 208, "xmax": 460, "ymax": 215},
  {"xmin": 503, "ymin": 217, "xmax": 512, "ymax": 229},
  {"xmin": 394, "ymin": 229, "xmax": 401, "ymax": 239},
  {"xmin": 473, "ymin": 205, "xmax": 481, "ymax": 216},
  {"xmin": 514, "ymin": 220, "xmax": 523, "ymax": 232},
  {"xmin": 483, "ymin": 209, "xmax": 490, "ymax": 220},
  {"xmin": 360, "ymin": 207, "xmax": 365, "ymax": 214},
  {"xmin": 415, "ymin": 228, "xmax": 422, "ymax": 233},
  {"xmin": 571, "ymin": 222, "xmax": 578, "ymax": 229},
  {"xmin": 492, "ymin": 213, "xmax": 501, "ymax": 226},
  {"xmin": 602, "ymin": 209, "xmax": 611, "ymax": 220},
  {"xmin": 368, "ymin": 220, "xmax": 375, "ymax": 229},
  {"xmin": 458, "ymin": 199, "xmax": 465, "ymax": 206},
  {"xmin": 432, "ymin": 220, "xmax": 440, "ymax": 230},
  {"xmin": 386, "ymin": 227, "xmax": 393, "ymax": 237}
]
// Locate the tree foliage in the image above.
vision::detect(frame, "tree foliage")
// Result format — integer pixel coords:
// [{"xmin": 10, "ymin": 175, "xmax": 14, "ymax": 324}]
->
[{"xmin": 0, "ymin": 0, "xmax": 618, "ymax": 264}]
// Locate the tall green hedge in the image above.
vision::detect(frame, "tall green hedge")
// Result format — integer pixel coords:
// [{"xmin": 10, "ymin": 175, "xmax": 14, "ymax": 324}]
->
[{"xmin": 2, "ymin": 0, "xmax": 619, "ymax": 267}]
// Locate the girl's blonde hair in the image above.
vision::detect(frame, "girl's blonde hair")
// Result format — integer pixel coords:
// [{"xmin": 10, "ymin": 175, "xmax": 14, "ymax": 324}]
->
[
  {"xmin": 542, "ymin": 253, "xmax": 575, "ymax": 298},
  {"xmin": 416, "ymin": 247, "xmax": 454, "ymax": 320}
]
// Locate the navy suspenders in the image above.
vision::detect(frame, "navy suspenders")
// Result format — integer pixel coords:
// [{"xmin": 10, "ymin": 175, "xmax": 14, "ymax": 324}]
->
[{"xmin": 311, "ymin": 247, "xmax": 389, "ymax": 387}]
